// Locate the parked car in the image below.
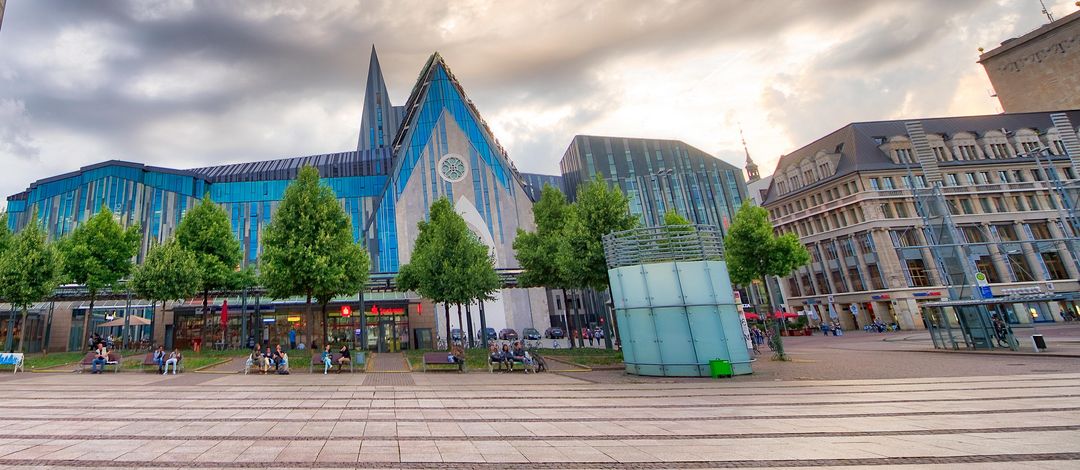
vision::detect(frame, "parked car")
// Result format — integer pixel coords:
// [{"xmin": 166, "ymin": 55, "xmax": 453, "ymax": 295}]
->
[
  {"xmin": 498, "ymin": 328, "xmax": 518, "ymax": 340},
  {"xmin": 478, "ymin": 328, "xmax": 497, "ymax": 341},
  {"xmin": 544, "ymin": 327, "xmax": 565, "ymax": 339},
  {"xmin": 451, "ymin": 328, "xmax": 463, "ymax": 342},
  {"xmin": 522, "ymin": 328, "xmax": 541, "ymax": 340}
]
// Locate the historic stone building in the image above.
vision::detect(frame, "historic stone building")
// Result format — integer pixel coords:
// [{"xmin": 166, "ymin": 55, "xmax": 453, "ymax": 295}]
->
[
  {"xmin": 979, "ymin": 8, "xmax": 1080, "ymax": 113},
  {"xmin": 762, "ymin": 111, "xmax": 1080, "ymax": 330}
]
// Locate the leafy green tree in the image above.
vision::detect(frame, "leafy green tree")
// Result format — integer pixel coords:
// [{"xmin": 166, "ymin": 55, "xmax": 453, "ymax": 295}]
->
[
  {"xmin": 261, "ymin": 166, "xmax": 370, "ymax": 349},
  {"xmin": 558, "ymin": 174, "xmax": 638, "ymax": 348},
  {"xmin": 57, "ymin": 207, "xmax": 141, "ymax": 349},
  {"xmin": 724, "ymin": 202, "xmax": 810, "ymax": 360},
  {"xmin": 176, "ymin": 196, "xmax": 242, "ymax": 344},
  {"xmin": 398, "ymin": 197, "xmax": 495, "ymax": 349},
  {"xmin": 457, "ymin": 233, "xmax": 500, "ymax": 348},
  {"xmin": 663, "ymin": 210, "xmax": 692, "ymax": 226},
  {"xmin": 0, "ymin": 216, "xmax": 59, "ymax": 352},
  {"xmin": 0, "ymin": 214, "xmax": 13, "ymax": 254},
  {"xmin": 131, "ymin": 238, "xmax": 200, "ymax": 346},
  {"xmin": 514, "ymin": 185, "xmax": 576, "ymax": 348}
]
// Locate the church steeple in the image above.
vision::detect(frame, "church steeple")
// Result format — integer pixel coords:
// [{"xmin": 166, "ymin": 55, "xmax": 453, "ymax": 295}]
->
[
  {"xmin": 741, "ymin": 126, "xmax": 760, "ymax": 182},
  {"xmin": 357, "ymin": 45, "xmax": 400, "ymax": 151}
]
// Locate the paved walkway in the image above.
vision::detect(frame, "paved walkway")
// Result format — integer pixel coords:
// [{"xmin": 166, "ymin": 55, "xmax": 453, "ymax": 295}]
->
[
  {"xmin": 370, "ymin": 352, "xmax": 410, "ymax": 372},
  {"xmin": 0, "ymin": 368, "xmax": 1078, "ymax": 467}
]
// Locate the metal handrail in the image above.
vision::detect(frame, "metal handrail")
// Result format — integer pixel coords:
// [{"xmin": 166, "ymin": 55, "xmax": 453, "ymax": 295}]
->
[{"xmin": 602, "ymin": 225, "xmax": 725, "ymax": 269}]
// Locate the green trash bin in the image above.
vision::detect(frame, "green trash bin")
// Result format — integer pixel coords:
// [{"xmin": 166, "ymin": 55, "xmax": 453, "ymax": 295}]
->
[{"xmin": 709, "ymin": 359, "xmax": 732, "ymax": 378}]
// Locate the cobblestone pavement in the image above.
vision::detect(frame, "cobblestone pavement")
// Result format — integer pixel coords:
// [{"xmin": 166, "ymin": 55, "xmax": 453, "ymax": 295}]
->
[{"xmin": 1, "ymin": 359, "xmax": 1080, "ymax": 469}]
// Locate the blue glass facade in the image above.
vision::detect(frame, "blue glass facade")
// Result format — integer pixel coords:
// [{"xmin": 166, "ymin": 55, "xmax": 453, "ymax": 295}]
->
[{"xmin": 559, "ymin": 135, "xmax": 748, "ymax": 232}]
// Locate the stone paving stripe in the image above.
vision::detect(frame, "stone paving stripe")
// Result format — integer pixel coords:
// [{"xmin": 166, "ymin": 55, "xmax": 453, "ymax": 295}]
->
[
  {"xmin": 3, "ymin": 405, "xmax": 1079, "ymax": 423},
  {"xmin": 2, "ymin": 452, "xmax": 1080, "ymax": 468},
  {"xmin": 362, "ymin": 374, "xmax": 416, "ymax": 386},
  {"xmin": 0, "ymin": 382, "xmax": 1075, "ymax": 399},
  {"xmin": 4, "ymin": 424, "xmax": 1079, "ymax": 442},
  {"xmin": 2, "ymin": 393, "xmax": 1077, "ymax": 410}
]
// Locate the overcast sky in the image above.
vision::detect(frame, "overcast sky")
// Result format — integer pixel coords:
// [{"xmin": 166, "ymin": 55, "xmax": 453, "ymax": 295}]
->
[{"xmin": 0, "ymin": 0, "xmax": 1075, "ymax": 198}]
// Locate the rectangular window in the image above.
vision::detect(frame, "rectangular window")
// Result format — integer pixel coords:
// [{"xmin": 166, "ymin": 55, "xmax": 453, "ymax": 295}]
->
[
  {"xmin": 974, "ymin": 255, "xmax": 1001, "ymax": 283},
  {"xmin": 906, "ymin": 259, "xmax": 932, "ymax": 287},
  {"xmin": 979, "ymin": 197, "xmax": 993, "ymax": 213},
  {"xmin": 893, "ymin": 229, "xmax": 920, "ymax": 247},
  {"xmin": 858, "ymin": 232, "xmax": 875, "ymax": 254},
  {"xmin": 1021, "ymin": 141, "xmax": 1040, "ymax": 154},
  {"xmin": 964, "ymin": 172, "xmax": 977, "ymax": 185},
  {"xmin": 880, "ymin": 203, "xmax": 894, "ymax": 218},
  {"xmin": 866, "ymin": 263, "xmax": 886, "ymax": 290},
  {"xmin": 998, "ymin": 170, "xmax": 1010, "ymax": 183},
  {"xmin": 995, "ymin": 224, "xmax": 1019, "ymax": 241},
  {"xmin": 1008, "ymin": 253, "xmax": 1035, "ymax": 282},
  {"xmin": 824, "ymin": 243, "xmax": 838, "ymax": 260},
  {"xmin": 1013, "ymin": 196, "xmax": 1026, "ymax": 211},
  {"xmin": 787, "ymin": 278, "xmax": 802, "ymax": 297},
  {"xmin": 901, "ymin": 175, "xmax": 911, "ymax": 188},
  {"xmin": 962, "ymin": 226, "xmax": 985, "ymax": 243},
  {"xmin": 1013, "ymin": 170, "xmax": 1026, "ymax": 182},
  {"xmin": 895, "ymin": 148, "xmax": 912, "ymax": 163},
  {"xmin": 801, "ymin": 274, "xmax": 814, "ymax": 295},
  {"xmin": 1027, "ymin": 195, "xmax": 1041, "ymax": 210},
  {"xmin": 1065, "ymin": 167, "xmax": 1076, "ymax": 180},
  {"xmin": 830, "ymin": 270, "xmax": 847, "ymax": 293},
  {"xmin": 815, "ymin": 272, "xmax": 830, "ymax": 294},
  {"xmin": 1031, "ymin": 169, "xmax": 1044, "ymax": 181},
  {"xmin": 994, "ymin": 197, "xmax": 1007, "ymax": 212},
  {"xmin": 945, "ymin": 174, "xmax": 959, "ymax": 186},
  {"xmin": 960, "ymin": 198, "xmax": 975, "ymax": 214},
  {"xmin": 915, "ymin": 175, "xmax": 927, "ymax": 188},
  {"xmin": 1028, "ymin": 222, "xmax": 1053, "ymax": 240},
  {"xmin": 1054, "ymin": 140, "xmax": 1067, "ymax": 155},
  {"xmin": 894, "ymin": 202, "xmax": 909, "ymax": 218},
  {"xmin": 979, "ymin": 172, "xmax": 991, "ymax": 184},
  {"xmin": 840, "ymin": 238, "xmax": 856, "ymax": 258},
  {"xmin": 869, "ymin": 178, "xmax": 880, "ymax": 190},
  {"xmin": 882, "ymin": 177, "xmax": 895, "ymax": 190},
  {"xmin": 848, "ymin": 267, "xmax": 866, "ymax": 291},
  {"xmin": 1042, "ymin": 252, "xmax": 1069, "ymax": 280}
]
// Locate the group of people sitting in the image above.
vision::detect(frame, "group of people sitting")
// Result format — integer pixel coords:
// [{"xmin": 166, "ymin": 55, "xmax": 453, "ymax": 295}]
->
[
  {"xmin": 150, "ymin": 346, "xmax": 182, "ymax": 374},
  {"xmin": 487, "ymin": 341, "xmax": 535, "ymax": 372},
  {"xmin": 319, "ymin": 344, "xmax": 352, "ymax": 374},
  {"xmin": 250, "ymin": 343, "xmax": 290, "ymax": 374}
]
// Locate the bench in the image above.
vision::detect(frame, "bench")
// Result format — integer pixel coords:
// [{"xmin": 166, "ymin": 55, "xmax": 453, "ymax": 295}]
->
[
  {"xmin": 422, "ymin": 352, "xmax": 465, "ymax": 372},
  {"xmin": 245, "ymin": 354, "xmax": 291, "ymax": 374},
  {"xmin": 488, "ymin": 355, "xmax": 537, "ymax": 373},
  {"xmin": 81, "ymin": 351, "xmax": 121, "ymax": 373},
  {"xmin": 0, "ymin": 352, "xmax": 24, "ymax": 374},
  {"xmin": 144, "ymin": 352, "xmax": 184, "ymax": 373},
  {"xmin": 309, "ymin": 351, "xmax": 366, "ymax": 373}
]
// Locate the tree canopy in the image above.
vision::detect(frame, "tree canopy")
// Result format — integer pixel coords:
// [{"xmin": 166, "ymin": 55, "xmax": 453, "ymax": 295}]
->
[
  {"xmin": 132, "ymin": 238, "xmax": 201, "ymax": 309},
  {"xmin": 558, "ymin": 174, "xmax": 638, "ymax": 292},
  {"xmin": 723, "ymin": 202, "xmax": 809, "ymax": 360},
  {"xmin": 176, "ymin": 196, "xmax": 242, "ymax": 296},
  {"xmin": 261, "ymin": 166, "xmax": 371, "ymax": 345},
  {"xmin": 57, "ymin": 207, "xmax": 140, "ymax": 346},
  {"xmin": 514, "ymin": 185, "xmax": 569, "ymax": 290},
  {"xmin": 723, "ymin": 203, "xmax": 809, "ymax": 286},
  {"xmin": 0, "ymin": 216, "xmax": 60, "ymax": 351}
]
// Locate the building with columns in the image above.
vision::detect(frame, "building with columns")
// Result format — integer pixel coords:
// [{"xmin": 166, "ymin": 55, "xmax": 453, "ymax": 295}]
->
[
  {"xmin": 762, "ymin": 110, "xmax": 1080, "ymax": 330},
  {"xmin": 979, "ymin": 7, "xmax": 1080, "ymax": 113}
]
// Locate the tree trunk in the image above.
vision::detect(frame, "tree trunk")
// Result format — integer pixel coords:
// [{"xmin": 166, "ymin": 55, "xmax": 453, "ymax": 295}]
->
[
  {"xmin": 561, "ymin": 288, "xmax": 575, "ymax": 349},
  {"xmin": 465, "ymin": 302, "xmax": 475, "ymax": 349},
  {"xmin": 573, "ymin": 289, "xmax": 585, "ymax": 348},
  {"xmin": 760, "ymin": 278, "xmax": 786, "ymax": 360},
  {"xmin": 444, "ymin": 302, "xmax": 451, "ymax": 350},
  {"xmin": 5, "ymin": 306, "xmax": 15, "ymax": 352},
  {"xmin": 305, "ymin": 293, "xmax": 314, "ymax": 351},
  {"xmin": 83, "ymin": 294, "xmax": 96, "ymax": 351},
  {"xmin": 17, "ymin": 306, "xmax": 28, "ymax": 352},
  {"xmin": 456, "ymin": 304, "xmax": 463, "ymax": 345},
  {"xmin": 478, "ymin": 299, "xmax": 489, "ymax": 349},
  {"xmin": 321, "ymin": 301, "xmax": 329, "ymax": 347},
  {"xmin": 200, "ymin": 288, "xmax": 209, "ymax": 349}
]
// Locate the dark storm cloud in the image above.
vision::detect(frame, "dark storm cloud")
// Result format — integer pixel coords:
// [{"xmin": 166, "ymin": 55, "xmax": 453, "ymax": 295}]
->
[{"xmin": 0, "ymin": 0, "xmax": 1068, "ymax": 197}]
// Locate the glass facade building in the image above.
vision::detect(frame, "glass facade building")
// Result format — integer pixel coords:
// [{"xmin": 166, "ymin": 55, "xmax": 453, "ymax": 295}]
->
[{"xmin": 560, "ymin": 135, "xmax": 748, "ymax": 230}]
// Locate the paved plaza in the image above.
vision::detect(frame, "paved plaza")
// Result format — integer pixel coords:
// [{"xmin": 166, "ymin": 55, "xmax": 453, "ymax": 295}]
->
[{"xmin": 1, "ymin": 332, "xmax": 1080, "ymax": 469}]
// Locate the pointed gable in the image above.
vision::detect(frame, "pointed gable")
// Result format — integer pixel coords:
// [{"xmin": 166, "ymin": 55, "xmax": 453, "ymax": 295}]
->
[{"xmin": 357, "ymin": 46, "xmax": 400, "ymax": 152}]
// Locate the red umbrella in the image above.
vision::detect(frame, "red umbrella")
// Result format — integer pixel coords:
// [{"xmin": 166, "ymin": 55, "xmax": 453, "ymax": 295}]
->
[
  {"xmin": 773, "ymin": 311, "xmax": 798, "ymax": 319},
  {"xmin": 220, "ymin": 300, "xmax": 229, "ymax": 329},
  {"xmin": 744, "ymin": 313, "xmax": 760, "ymax": 320}
]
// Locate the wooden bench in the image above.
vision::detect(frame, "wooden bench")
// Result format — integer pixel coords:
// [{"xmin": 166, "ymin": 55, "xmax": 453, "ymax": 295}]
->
[
  {"xmin": 309, "ymin": 351, "xmax": 366, "ymax": 373},
  {"xmin": 488, "ymin": 355, "xmax": 537, "ymax": 373},
  {"xmin": 144, "ymin": 352, "xmax": 183, "ymax": 373},
  {"xmin": 0, "ymin": 352, "xmax": 24, "ymax": 374},
  {"xmin": 81, "ymin": 351, "xmax": 121, "ymax": 373},
  {"xmin": 422, "ymin": 352, "xmax": 464, "ymax": 372}
]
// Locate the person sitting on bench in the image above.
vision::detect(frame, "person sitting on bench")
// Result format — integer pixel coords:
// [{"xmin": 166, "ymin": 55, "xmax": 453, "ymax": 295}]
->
[
  {"xmin": 448, "ymin": 344, "xmax": 465, "ymax": 365},
  {"xmin": 499, "ymin": 343, "xmax": 512, "ymax": 372},
  {"xmin": 336, "ymin": 345, "xmax": 351, "ymax": 372},
  {"xmin": 163, "ymin": 349, "xmax": 181, "ymax": 375},
  {"xmin": 91, "ymin": 343, "xmax": 108, "ymax": 374},
  {"xmin": 261, "ymin": 346, "xmax": 274, "ymax": 374},
  {"xmin": 321, "ymin": 345, "xmax": 333, "ymax": 375},
  {"xmin": 511, "ymin": 341, "xmax": 527, "ymax": 370},
  {"xmin": 488, "ymin": 343, "xmax": 502, "ymax": 367},
  {"xmin": 152, "ymin": 346, "xmax": 166, "ymax": 374}
]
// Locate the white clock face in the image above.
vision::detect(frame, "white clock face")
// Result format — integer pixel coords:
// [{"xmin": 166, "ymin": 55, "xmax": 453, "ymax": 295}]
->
[{"xmin": 438, "ymin": 153, "xmax": 468, "ymax": 183}]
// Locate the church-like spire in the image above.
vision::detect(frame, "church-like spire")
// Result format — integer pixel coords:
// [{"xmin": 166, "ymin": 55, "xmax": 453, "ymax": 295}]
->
[
  {"xmin": 357, "ymin": 45, "xmax": 400, "ymax": 151},
  {"xmin": 740, "ymin": 126, "xmax": 760, "ymax": 182}
]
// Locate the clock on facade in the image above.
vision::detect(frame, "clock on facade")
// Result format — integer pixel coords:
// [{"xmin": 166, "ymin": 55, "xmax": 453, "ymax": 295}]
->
[{"xmin": 438, "ymin": 153, "xmax": 468, "ymax": 183}]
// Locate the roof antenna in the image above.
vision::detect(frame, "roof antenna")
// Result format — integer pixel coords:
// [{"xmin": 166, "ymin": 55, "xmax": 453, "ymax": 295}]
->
[{"xmin": 1040, "ymin": 0, "xmax": 1056, "ymax": 22}]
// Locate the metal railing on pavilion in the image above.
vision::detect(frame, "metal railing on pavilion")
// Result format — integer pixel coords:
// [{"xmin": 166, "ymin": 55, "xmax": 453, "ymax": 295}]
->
[{"xmin": 602, "ymin": 225, "xmax": 724, "ymax": 269}]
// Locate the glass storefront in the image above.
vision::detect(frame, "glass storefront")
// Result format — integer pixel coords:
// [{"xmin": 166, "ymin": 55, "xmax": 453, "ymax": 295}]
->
[
  {"xmin": 70, "ymin": 306, "xmax": 155, "ymax": 351},
  {"xmin": 2, "ymin": 310, "xmax": 44, "ymax": 353},
  {"xmin": 363, "ymin": 304, "xmax": 410, "ymax": 352}
]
